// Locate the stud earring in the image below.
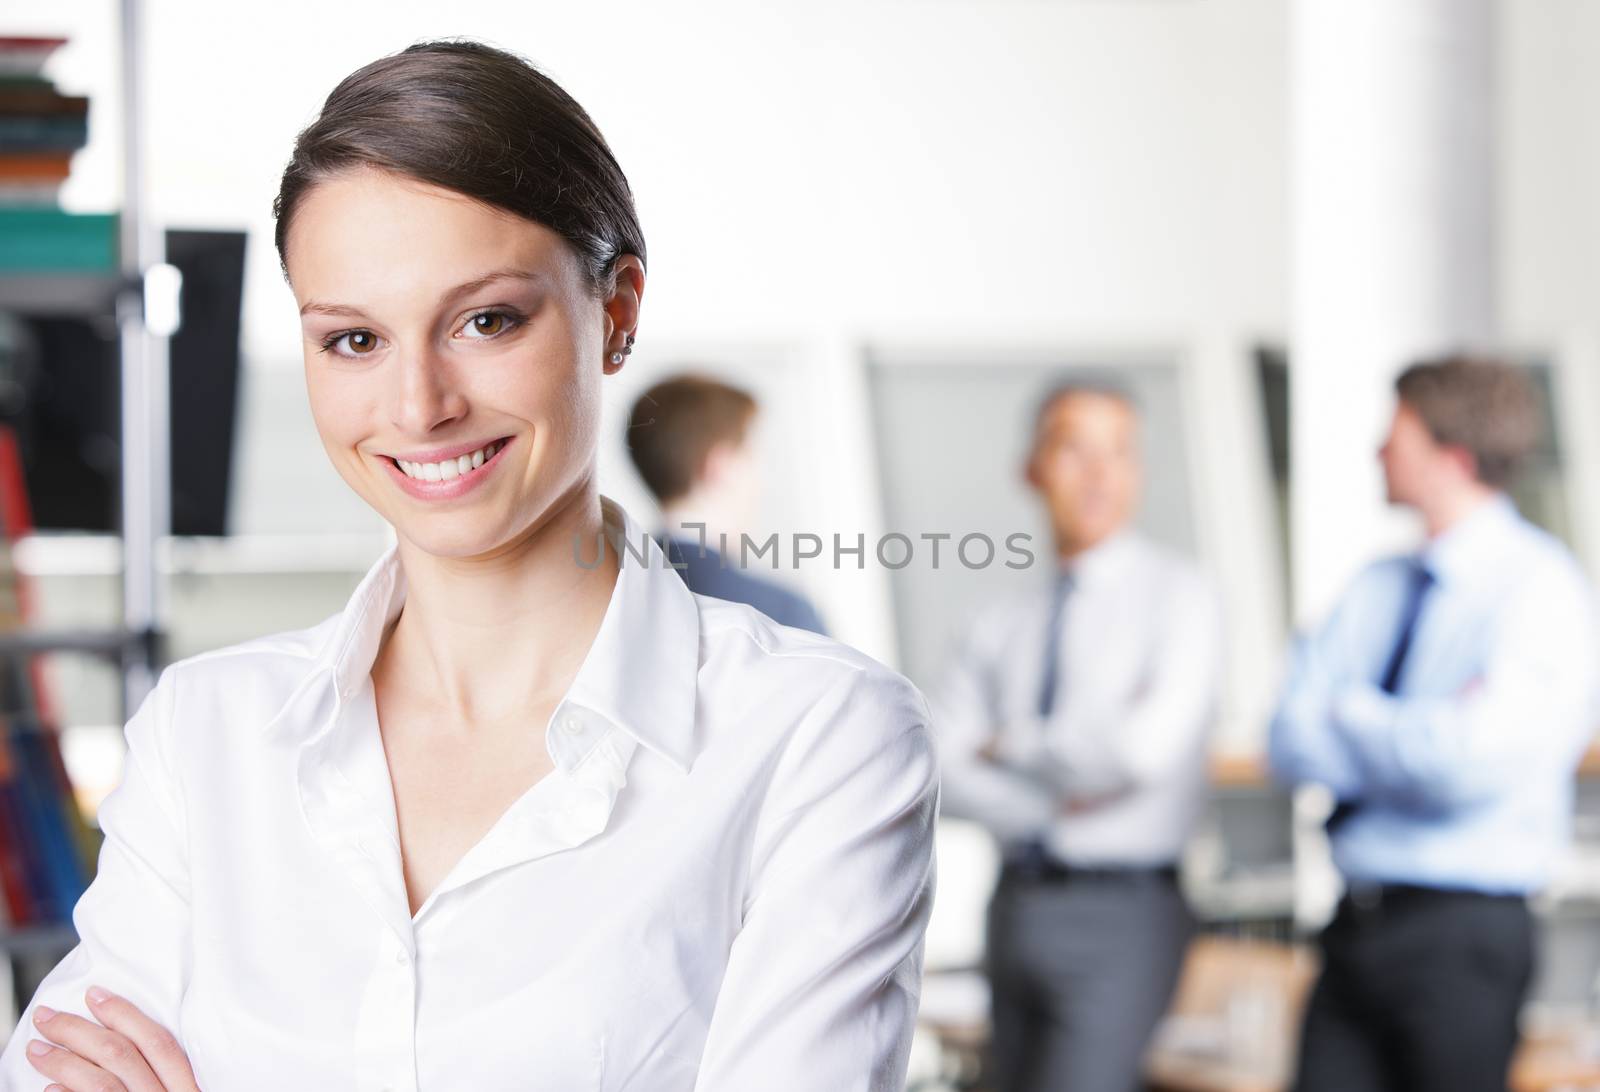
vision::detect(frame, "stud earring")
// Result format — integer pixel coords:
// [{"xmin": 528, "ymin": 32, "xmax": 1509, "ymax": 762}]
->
[{"xmin": 610, "ymin": 351, "xmax": 624, "ymax": 364}]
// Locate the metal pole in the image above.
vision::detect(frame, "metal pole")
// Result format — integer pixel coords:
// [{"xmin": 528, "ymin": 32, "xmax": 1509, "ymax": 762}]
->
[{"xmin": 117, "ymin": 0, "xmax": 170, "ymax": 721}]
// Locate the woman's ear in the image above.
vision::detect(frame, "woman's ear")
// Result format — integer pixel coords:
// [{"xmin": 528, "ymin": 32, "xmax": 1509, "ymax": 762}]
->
[{"xmin": 602, "ymin": 255, "xmax": 646, "ymax": 374}]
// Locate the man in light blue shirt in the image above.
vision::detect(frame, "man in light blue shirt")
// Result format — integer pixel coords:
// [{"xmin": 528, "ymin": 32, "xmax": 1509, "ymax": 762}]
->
[{"xmin": 1270, "ymin": 354, "xmax": 1600, "ymax": 1092}]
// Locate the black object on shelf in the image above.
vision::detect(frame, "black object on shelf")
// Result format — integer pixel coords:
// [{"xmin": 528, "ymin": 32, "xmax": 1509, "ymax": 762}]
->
[{"xmin": 0, "ymin": 227, "xmax": 245, "ymax": 535}]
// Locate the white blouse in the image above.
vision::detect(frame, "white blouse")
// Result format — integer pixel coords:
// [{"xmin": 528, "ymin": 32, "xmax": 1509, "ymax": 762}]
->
[{"xmin": 0, "ymin": 496, "xmax": 940, "ymax": 1091}]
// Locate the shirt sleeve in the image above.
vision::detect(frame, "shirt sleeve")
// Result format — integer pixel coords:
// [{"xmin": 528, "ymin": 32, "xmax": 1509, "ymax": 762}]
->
[
  {"xmin": 692, "ymin": 667, "xmax": 939, "ymax": 1092},
  {"xmin": 1331, "ymin": 562, "xmax": 1600, "ymax": 811},
  {"xmin": 1026, "ymin": 572, "xmax": 1224, "ymax": 801},
  {"xmin": 1266, "ymin": 571, "xmax": 1374, "ymax": 798},
  {"xmin": 922, "ymin": 611, "xmax": 1060, "ymax": 841},
  {"xmin": 0, "ymin": 663, "xmax": 192, "ymax": 1088}
]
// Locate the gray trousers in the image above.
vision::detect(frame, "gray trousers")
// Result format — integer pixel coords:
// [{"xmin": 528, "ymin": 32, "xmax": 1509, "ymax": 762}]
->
[{"xmin": 983, "ymin": 868, "xmax": 1195, "ymax": 1092}]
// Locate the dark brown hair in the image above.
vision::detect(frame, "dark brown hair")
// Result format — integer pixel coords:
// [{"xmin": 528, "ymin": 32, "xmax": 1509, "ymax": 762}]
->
[
  {"xmin": 272, "ymin": 38, "xmax": 645, "ymax": 296},
  {"xmin": 626, "ymin": 375, "xmax": 759, "ymax": 503},
  {"xmin": 1395, "ymin": 353, "xmax": 1543, "ymax": 488}
]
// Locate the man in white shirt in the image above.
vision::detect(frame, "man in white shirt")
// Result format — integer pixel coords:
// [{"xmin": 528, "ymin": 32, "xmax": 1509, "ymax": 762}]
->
[{"xmin": 930, "ymin": 380, "xmax": 1223, "ymax": 1092}]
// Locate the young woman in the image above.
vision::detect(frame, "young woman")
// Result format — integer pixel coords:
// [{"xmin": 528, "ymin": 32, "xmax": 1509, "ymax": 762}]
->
[{"xmin": 3, "ymin": 38, "xmax": 939, "ymax": 1091}]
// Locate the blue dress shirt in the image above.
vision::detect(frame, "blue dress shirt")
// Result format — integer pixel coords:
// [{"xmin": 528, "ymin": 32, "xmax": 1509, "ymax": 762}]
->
[{"xmin": 1269, "ymin": 494, "xmax": 1600, "ymax": 894}]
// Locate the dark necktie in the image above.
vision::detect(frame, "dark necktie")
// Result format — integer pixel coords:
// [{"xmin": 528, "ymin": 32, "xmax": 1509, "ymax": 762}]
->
[
  {"xmin": 1377, "ymin": 560, "xmax": 1436, "ymax": 694},
  {"xmin": 1010, "ymin": 572, "xmax": 1075, "ymax": 872},
  {"xmin": 1326, "ymin": 558, "xmax": 1437, "ymax": 832},
  {"xmin": 1036, "ymin": 571, "xmax": 1075, "ymax": 718}
]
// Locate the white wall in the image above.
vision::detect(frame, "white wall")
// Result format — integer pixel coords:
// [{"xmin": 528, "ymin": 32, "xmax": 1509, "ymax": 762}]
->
[
  {"xmin": 1500, "ymin": 0, "xmax": 1600, "ymax": 578},
  {"xmin": 1501, "ymin": 0, "xmax": 1600, "ymax": 342}
]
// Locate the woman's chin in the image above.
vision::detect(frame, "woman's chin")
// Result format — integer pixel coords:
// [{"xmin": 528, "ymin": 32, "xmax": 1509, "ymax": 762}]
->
[{"xmin": 394, "ymin": 523, "xmax": 516, "ymax": 563}]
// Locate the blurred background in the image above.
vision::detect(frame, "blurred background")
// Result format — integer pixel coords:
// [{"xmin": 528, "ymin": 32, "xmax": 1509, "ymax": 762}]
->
[{"xmin": 2, "ymin": 0, "xmax": 1599, "ymax": 1089}]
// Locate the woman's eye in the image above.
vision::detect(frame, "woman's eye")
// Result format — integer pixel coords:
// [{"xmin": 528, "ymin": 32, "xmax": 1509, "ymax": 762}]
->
[
  {"xmin": 459, "ymin": 310, "xmax": 520, "ymax": 339},
  {"xmin": 320, "ymin": 330, "xmax": 382, "ymax": 357}
]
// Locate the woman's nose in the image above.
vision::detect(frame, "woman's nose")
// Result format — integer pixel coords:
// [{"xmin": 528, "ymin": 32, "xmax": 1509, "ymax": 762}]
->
[{"xmin": 389, "ymin": 345, "xmax": 468, "ymax": 435}]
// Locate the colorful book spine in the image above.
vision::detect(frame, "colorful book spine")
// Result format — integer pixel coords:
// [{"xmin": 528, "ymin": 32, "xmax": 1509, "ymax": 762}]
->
[
  {"xmin": 0, "ymin": 763, "xmax": 37, "ymax": 925},
  {"xmin": 0, "ymin": 116, "xmax": 88, "ymax": 151},
  {"xmin": 0, "ymin": 208, "xmax": 118, "ymax": 271},
  {"xmin": 0, "ymin": 152, "xmax": 72, "ymax": 182},
  {"xmin": 10, "ymin": 720, "xmax": 89, "ymax": 921},
  {"xmin": 37, "ymin": 712, "xmax": 99, "ymax": 881},
  {"xmin": 0, "ymin": 89, "xmax": 88, "ymax": 117},
  {"xmin": 2, "ymin": 716, "xmax": 68, "ymax": 923},
  {"xmin": 0, "ymin": 37, "xmax": 66, "ymax": 80}
]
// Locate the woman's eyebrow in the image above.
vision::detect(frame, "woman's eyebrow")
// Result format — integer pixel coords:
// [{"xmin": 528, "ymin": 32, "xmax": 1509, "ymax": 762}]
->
[
  {"xmin": 298, "ymin": 268, "xmax": 543, "ymax": 319},
  {"xmin": 436, "ymin": 268, "xmax": 543, "ymax": 307}
]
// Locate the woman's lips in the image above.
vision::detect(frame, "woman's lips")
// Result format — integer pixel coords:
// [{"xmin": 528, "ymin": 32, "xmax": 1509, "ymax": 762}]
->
[{"xmin": 381, "ymin": 435, "xmax": 513, "ymax": 500}]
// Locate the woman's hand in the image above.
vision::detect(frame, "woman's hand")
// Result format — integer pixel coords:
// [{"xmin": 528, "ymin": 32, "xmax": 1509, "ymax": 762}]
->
[{"xmin": 25, "ymin": 985, "xmax": 199, "ymax": 1091}]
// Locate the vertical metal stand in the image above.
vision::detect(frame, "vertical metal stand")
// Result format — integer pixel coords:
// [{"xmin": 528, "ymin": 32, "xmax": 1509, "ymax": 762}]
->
[{"xmin": 116, "ymin": 0, "xmax": 170, "ymax": 721}]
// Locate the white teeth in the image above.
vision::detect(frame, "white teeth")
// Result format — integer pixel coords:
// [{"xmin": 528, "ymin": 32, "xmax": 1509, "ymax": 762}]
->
[{"xmin": 396, "ymin": 439, "xmax": 503, "ymax": 481}]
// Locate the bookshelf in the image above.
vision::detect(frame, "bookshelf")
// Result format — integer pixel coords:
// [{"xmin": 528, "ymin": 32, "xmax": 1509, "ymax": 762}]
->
[{"xmin": 0, "ymin": 0, "xmax": 173, "ymax": 1014}]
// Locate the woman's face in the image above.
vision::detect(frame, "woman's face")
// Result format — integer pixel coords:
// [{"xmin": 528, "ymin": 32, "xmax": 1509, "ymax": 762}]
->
[{"xmin": 285, "ymin": 166, "xmax": 637, "ymax": 559}]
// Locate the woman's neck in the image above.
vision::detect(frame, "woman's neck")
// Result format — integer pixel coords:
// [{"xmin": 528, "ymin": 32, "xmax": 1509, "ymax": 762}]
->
[{"xmin": 376, "ymin": 479, "xmax": 621, "ymax": 731}]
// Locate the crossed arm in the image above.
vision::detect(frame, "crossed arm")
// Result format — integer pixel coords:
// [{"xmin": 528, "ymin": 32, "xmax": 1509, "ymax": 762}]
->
[
  {"xmin": 931, "ymin": 578, "xmax": 1223, "ymax": 830},
  {"xmin": 17, "ymin": 988, "xmax": 197, "ymax": 1092},
  {"xmin": 5, "ymin": 661, "xmax": 942, "ymax": 1091},
  {"xmin": 0, "ymin": 665, "xmax": 200, "ymax": 1090},
  {"xmin": 1268, "ymin": 563, "xmax": 1600, "ymax": 810}
]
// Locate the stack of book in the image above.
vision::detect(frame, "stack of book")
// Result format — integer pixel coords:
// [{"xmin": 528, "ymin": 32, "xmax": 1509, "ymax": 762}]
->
[
  {"xmin": 0, "ymin": 34, "xmax": 115, "ymax": 274},
  {"xmin": 0, "ymin": 35, "xmax": 86, "ymax": 207}
]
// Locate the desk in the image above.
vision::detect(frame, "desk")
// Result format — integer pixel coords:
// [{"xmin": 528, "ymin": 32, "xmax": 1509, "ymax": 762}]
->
[
  {"xmin": 1511, "ymin": 1030, "xmax": 1600, "ymax": 1092},
  {"xmin": 1144, "ymin": 936, "xmax": 1600, "ymax": 1092}
]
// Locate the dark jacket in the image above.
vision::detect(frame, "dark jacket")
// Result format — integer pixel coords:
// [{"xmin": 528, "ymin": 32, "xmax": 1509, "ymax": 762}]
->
[{"xmin": 657, "ymin": 534, "xmax": 828, "ymax": 636}]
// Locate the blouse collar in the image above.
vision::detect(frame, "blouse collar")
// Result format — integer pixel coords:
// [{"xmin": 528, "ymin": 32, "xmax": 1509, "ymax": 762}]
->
[{"xmin": 308, "ymin": 493, "xmax": 702, "ymax": 774}]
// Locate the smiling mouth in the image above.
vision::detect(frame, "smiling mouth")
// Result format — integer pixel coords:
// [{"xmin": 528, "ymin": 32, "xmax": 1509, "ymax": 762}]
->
[{"xmin": 388, "ymin": 436, "xmax": 512, "ymax": 482}]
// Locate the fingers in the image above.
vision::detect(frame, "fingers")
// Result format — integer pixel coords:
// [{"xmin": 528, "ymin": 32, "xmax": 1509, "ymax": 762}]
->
[
  {"xmin": 28, "ymin": 1003, "xmax": 159, "ymax": 1092},
  {"xmin": 26, "ymin": 1035, "xmax": 129, "ymax": 1091},
  {"xmin": 85, "ymin": 987, "xmax": 199, "ymax": 1091}
]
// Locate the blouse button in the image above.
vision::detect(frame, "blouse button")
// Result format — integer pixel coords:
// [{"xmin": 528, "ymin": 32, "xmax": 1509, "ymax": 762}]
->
[
  {"xmin": 561, "ymin": 716, "xmax": 583, "ymax": 736},
  {"xmin": 395, "ymin": 949, "xmax": 409, "ymax": 964}
]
